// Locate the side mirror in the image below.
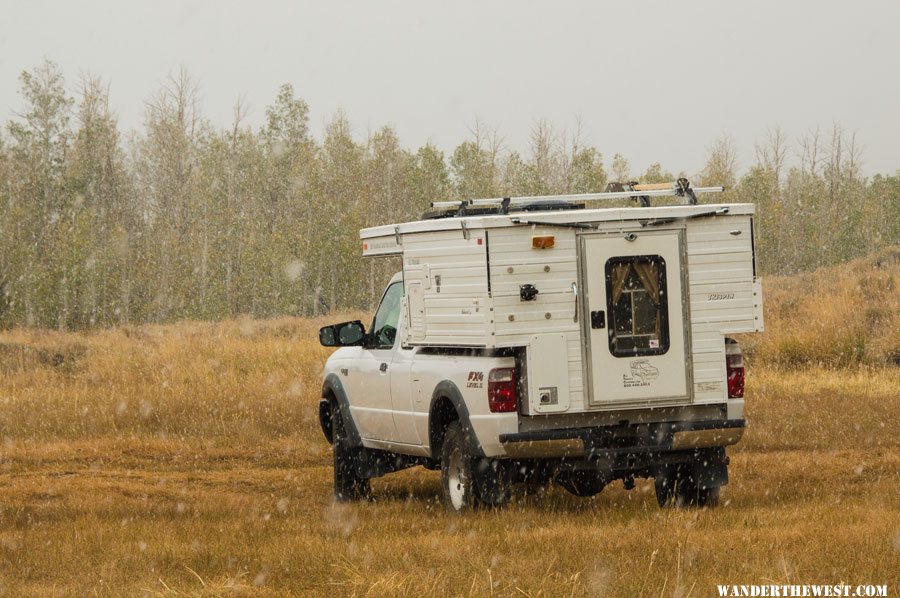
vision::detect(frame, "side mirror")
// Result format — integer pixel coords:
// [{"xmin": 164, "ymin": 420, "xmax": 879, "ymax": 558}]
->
[
  {"xmin": 319, "ymin": 320, "xmax": 366, "ymax": 347},
  {"xmin": 319, "ymin": 325, "xmax": 337, "ymax": 346}
]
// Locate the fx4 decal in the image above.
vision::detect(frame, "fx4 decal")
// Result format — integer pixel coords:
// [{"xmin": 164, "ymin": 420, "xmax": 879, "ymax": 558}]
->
[{"xmin": 466, "ymin": 371, "xmax": 484, "ymax": 389}]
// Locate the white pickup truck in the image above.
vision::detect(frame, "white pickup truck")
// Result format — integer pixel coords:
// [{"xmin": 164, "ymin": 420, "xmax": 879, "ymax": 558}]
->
[{"xmin": 318, "ymin": 181, "xmax": 761, "ymax": 512}]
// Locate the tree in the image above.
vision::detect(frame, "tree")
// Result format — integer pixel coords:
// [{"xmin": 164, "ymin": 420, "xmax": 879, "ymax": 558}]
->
[
  {"xmin": 450, "ymin": 121, "xmax": 502, "ymax": 199},
  {"xmin": 192, "ymin": 100, "xmax": 267, "ymax": 318},
  {"xmin": 610, "ymin": 153, "xmax": 631, "ymax": 183},
  {"xmin": 568, "ymin": 147, "xmax": 606, "ymax": 194},
  {"xmin": 699, "ymin": 134, "xmax": 738, "ymax": 191},
  {"xmin": 754, "ymin": 126, "xmax": 788, "ymax": 200},
  {"xmin": 258, "ymin": 84, "xmax": 318, "ymax": 316},
  {"xmin": 65, "ymin": 74, "xmax": 137, "ymax": 327},
  {"xmin": 5, "ymin": 60, "xmax": 73, "ymax": 327},
  {"xmin": 135, "ymin": 68, "xmax": 203, "ymax": 322},
  {"xmin": 0, "ymin": 133, "xmax": 12, "ymax": 325},
  {"xmin": 363, "ymin": 126, "xmax": 414, "ymax": 304},
  {"xmin": 411, "ymin": 143, "xmax": 451, "ymax": 207},
  {"xmin": 264, "ymin": 84, "xmax": 310, "ymax": 150},
  {"xmin": 639, "ymin": 162, "xmax": 673, "ymax": 184},
  {"xmin": 317, "ymin": 111, "xmax": 367, "ymax": 311}
]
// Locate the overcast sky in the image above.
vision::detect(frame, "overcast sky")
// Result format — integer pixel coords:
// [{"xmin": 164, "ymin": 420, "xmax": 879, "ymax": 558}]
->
[{"xmin": 2, "ymin": 0, "xmax": 899, "ymax": 177}]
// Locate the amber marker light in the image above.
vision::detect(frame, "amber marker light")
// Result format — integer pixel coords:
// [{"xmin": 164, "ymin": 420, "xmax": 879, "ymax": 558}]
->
[{"xmin": 532, "ymin": 235, "xmax": 555, "ymax": 249}]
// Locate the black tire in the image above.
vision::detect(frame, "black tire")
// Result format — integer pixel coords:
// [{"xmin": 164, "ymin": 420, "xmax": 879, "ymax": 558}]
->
[
  {"xmin": 331, "ymin": 403, "xmax": 370, "ymax": 502},
  {"xmin": 655, "ymin": 466, "xmax": 720, "ymax": 508},
  {"xmin": 654, "ymin": 469, "xmax": 677, "ymax": 507},
  {"xmin": 690, "ymin": 484, "xmax": 720, "ymax": 507},
  {"xmin": 440, "ymin": 422, "xmax": 478, "ymax": 513},
  {"xmin": 557, "ymin": 471, "xmax": 607, "ymax": 497}
]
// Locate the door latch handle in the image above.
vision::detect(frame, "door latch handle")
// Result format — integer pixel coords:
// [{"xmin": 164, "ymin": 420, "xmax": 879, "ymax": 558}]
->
[
  {"xmin": 572, "ymin": 282, "xmax": 578, "ymax": 322},
  {"xmin": 379, "ymin": 362, "xmax": 388, "ymax": 373},
  {"xmin": 590, "ymin": 310, "xmax": 605, "ymax": 329}
]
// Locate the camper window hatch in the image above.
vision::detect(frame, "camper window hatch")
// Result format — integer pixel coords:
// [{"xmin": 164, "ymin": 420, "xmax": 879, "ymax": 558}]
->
[{"xmin": 604, "ymin": 255, "xmax": 670, "ymax": 357}]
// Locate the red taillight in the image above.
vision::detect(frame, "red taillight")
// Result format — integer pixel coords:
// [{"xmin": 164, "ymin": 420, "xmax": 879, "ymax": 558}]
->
[
  {"xmin": 726, "ymin": 339, "xmax": 745, "ymax": 399},
  {"xmin": 488, "ymin": 367, "xmax": 518, "ymax": 413}
]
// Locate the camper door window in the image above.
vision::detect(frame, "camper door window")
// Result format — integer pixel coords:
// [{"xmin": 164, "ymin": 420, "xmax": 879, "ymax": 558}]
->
[{"xmin": 604, "ymin": 255, "xmax": 670, "ymax": 357}]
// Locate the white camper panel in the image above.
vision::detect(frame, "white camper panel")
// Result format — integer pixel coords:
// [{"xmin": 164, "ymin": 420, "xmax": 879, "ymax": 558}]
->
[
  {"xmin": 401, "ymin": 229, "xmax": 491, "ymax": 346},
  {"xmin": 684, "ymin": 215, "xmax": 763, "ymax": 403},
  {"xmin": 487, "ymin": 225, "xmax": 582, "ymax": 414}
]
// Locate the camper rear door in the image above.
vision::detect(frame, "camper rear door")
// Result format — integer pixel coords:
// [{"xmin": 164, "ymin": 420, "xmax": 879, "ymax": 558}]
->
[{"xmin": 580, "ymin": 229, "xmax": 691, "ymax": 406}]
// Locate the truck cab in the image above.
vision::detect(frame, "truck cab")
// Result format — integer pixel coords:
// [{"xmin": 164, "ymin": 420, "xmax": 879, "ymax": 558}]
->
[{"xmin": 319, "ymin": 272, "xmax": 518, "ymax": 455}]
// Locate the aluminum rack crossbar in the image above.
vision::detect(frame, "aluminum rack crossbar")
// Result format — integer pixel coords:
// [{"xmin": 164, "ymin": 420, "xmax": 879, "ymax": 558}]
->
[{"xmin": 431, "ymin": 185, "xmax": 725, "ymax": 209}]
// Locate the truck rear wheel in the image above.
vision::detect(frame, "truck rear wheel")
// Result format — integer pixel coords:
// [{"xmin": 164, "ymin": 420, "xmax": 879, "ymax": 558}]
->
[
  {"xmin": 332, "ymin": 403, "xmax": 370, "ymax": 502},
  {"xmin": 655, "ymin": 466, "xmax": 720, "ymax": 508},
  {"xmin": 441, "ymin": 422, "xmax": 477, "ymax": 512}
]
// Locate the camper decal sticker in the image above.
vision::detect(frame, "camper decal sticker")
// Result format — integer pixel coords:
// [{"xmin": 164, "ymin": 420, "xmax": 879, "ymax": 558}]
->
[
  {"xmin": 708, "ymin": 292, "xmax": 735, "ymax": 301},
  {"xmin": 696, "ymin": 381, "xmax": 722, "ymax": 393},
  {"xmin": 623, "ymin": 359, "xmax": 659, "ymax": 388}
]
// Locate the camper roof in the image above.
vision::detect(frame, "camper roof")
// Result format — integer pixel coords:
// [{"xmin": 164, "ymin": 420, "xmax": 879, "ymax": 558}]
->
[{"xmin": 360, "ymin": 202, "xmax": 755, "ymax": 257}]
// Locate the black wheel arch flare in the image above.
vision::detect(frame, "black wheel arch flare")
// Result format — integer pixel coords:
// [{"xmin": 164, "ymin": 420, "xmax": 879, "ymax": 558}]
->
[
  {"xmin": 321, "ymin": 373, "xmax": 362, "ymax": 447},
  {"xmin": 428, "ymin": 380, "xmax": 485, "ymax": 460}
]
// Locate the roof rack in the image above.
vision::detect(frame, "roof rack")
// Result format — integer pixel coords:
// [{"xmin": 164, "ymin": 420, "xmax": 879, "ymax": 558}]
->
[{"xmin": 430, "ymin": 178, "xmax": 724, "ymax": 215}]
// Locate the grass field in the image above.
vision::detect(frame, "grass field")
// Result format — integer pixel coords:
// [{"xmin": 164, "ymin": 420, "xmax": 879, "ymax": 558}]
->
[{"xmin": 1, "ymin": 253, "xmax": 899, "ymax": 596}]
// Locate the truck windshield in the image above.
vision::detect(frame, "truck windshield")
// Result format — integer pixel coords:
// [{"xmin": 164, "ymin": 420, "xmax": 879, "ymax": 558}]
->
[
  {"xmin": 370, "ymin": 281, "xmax": 404, "ymax": 349},
  {"xmin": 605, "ymin": 255, "xmax": 670, "ymax": 357}
]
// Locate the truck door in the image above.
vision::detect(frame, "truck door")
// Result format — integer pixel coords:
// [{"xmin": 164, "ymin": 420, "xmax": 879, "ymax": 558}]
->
[
  {"xmin": 580, "ymin": 229, "xmax": 691, "ymax": 405},
  {"xmin": 347, "ymin": 281, "xmax": 403, "ymax": 441},
  {"xmin": 388, "ymin": 341, "xmax": 422, "ymax": 446}
]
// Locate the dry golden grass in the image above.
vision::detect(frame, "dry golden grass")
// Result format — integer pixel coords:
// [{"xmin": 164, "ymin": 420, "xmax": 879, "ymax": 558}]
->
[
  {"xmin": 0, "ymin": 315, "xmax": 352, "ymax": 443},
  {"xmin": 0, "ymin": 258, "xmax": 899, "ymax": 595},
  {"xmin": 745, "ymin": 246, "xmax": 900, "ymax": 368}
]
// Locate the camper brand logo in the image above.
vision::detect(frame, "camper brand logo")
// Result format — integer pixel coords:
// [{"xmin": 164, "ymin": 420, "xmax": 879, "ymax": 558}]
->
[
  {"xmin": 466, "ymin": 371, "xmax": 484, "ymax": 388},
  {"xmin": 623, "ymin": 359, "xmax": 659, "ymax": 388},
  {"xmin": 708, "ymin": 292, "xmax": 735, "ymax": 301},
  {"xmin": 367, "ymin": 240, "xmax": 398, "ymax": 251}
]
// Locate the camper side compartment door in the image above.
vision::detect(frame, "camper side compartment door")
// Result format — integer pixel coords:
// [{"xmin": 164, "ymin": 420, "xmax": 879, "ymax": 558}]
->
[{"xmin": 580, "ymin": 229, "xmax": 691, "ymax": 406}]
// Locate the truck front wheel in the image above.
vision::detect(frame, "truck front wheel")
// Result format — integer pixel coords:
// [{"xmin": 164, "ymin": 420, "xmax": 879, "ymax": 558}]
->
[
  {"xmin": 441, "ymin": 422, "xmax": 477, "ymax": 512},
  {"xmin": 332, "ymin": 403, "xmax": 370, "ymax": 502}
]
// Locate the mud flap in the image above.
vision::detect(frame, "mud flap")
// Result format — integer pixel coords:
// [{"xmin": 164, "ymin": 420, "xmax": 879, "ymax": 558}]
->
[
  {"xmin": 657, "ymin": 450, "xmax": 729, "ymax": 489},
  {"xmin": 474, "ymin": 457, "xmax": 513, "ymax": 505}
]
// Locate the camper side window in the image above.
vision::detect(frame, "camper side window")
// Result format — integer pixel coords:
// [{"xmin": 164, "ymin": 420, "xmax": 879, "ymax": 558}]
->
[{"xmin": 604, "ymin": 255, "xmax": 669, "ymax": 357}]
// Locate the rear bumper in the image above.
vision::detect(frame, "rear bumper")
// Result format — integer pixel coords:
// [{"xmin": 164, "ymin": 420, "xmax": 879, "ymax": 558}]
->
[{"xmin": 498, "ymin": 419, "xmax": 745, "ymax": 459}]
